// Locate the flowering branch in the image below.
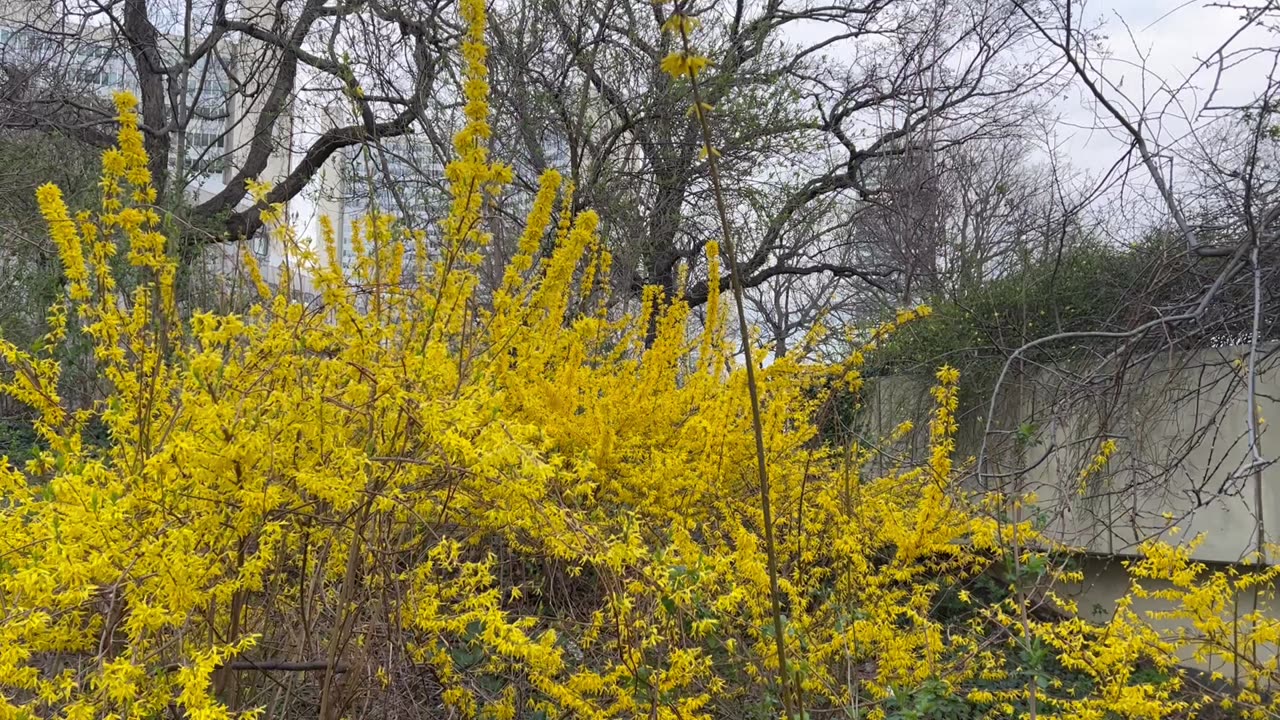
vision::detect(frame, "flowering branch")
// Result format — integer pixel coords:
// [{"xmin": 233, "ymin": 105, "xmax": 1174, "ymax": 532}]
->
[{"xmin": 661, "ymin": 3, "xmax": 797, "ymax": 716}]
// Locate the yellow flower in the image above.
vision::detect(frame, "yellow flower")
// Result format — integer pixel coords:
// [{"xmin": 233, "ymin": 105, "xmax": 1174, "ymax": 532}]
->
[
  {"xmin": 660, "ymin": 52, "xmax": 711, "ymax": 78},
  {"xmin": 936, "ymin": 365, "xmax": 960, "ymax": 386},
  {"xmin": 1078, "ymin": 437, "xmax": 1119, "ymax": 489},
  {"xmin": 661, "ymin": 13, "xmax": 701, "ymax": 35},
  {"xmin": 0, "ymin": 4, "xmax": 1252, "ymax": 720}
]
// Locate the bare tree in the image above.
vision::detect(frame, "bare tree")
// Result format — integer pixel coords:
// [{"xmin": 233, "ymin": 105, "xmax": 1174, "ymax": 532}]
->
[
  {"xmin": 952, "ymin": 0, "xmax": 1280, "ymax": 572},
  {"xmin": 0, "ymin": 0, "xmax": 455, "ymax": 246},
  {"xmin": 480, "ymin": 0, "xmax": 1061, "ymax": 312}
]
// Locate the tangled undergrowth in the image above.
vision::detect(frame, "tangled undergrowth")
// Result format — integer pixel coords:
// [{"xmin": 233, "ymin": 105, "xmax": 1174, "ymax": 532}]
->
[{"xmin": 1, "ymin": 0, "xmax": 1279, "ymax": 718}]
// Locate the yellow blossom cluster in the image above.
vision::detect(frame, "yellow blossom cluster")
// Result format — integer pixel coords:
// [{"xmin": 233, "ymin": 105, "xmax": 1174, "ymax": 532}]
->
[
  {"xmin": 1078, "ymin": 437, "xmax": 1120, "ymax": 494},
  {"xmin": 657, "ymin": 3, "xmax": 710, "ymax": 82}
]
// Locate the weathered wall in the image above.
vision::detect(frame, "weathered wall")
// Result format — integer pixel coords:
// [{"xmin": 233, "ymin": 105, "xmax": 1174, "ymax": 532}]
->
[
  {"xmin": 1015, "ymin": 346, "xmax": 1277, "ymax": 564},
  {"xmin": 861, "ymin": 345, "xmax": 1280, "ymax": 675},
  {"xmin": 863, "ymin": 345, "xmax": 1280, "ymax": 563}
]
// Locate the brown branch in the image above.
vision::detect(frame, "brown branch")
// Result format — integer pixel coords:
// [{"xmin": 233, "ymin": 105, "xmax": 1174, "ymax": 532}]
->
[
  {"xmin": 160, "ymin": 659, "xmax": 349, "ymax": 673},
  {"xmin": 685, "ymin": 261, "xmax": 898, "ymax": 306},
  {"xmin": 210, "ymin": 109, "xmax": 418, "ymax": 243},
  {"xmin": 227, "ymin": 660, "xmax": 349, "ymax": 673}
]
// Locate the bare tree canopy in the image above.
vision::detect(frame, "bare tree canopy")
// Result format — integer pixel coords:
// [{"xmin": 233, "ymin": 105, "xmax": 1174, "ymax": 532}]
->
[
  {"xmin": 1, "ymin": 0, "xmax": 454, "ymax": 244},
  {"xmin": 478, "ymin": 0, "xmax": 1062, "ymax": 310}
]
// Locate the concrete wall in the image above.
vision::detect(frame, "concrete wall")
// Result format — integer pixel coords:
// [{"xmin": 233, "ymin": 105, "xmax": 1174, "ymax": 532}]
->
[
  {"xmin": 864, "ymin": 345, "xmax": 1280, "ymax": 563},
  {"xmin": 861, "ymin": 345, "xmax": 1280, "ymax": 675}
]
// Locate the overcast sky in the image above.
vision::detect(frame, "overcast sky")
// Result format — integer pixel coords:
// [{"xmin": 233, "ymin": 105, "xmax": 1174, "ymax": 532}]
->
[{"xmin": 1050, "ymin": 0, "xmax": 1274, "ymax": 225}]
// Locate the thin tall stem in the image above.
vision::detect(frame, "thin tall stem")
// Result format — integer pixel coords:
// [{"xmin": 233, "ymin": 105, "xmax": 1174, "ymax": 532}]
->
[{"xmin": 674, "ymin": 12, "xmax": 796, "ymax": 718}]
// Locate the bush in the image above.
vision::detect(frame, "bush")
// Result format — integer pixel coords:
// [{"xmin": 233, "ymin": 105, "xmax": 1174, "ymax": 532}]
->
[{"xmin": 0, "ymin": 2, "xmax": 1276, "ymax": 719}]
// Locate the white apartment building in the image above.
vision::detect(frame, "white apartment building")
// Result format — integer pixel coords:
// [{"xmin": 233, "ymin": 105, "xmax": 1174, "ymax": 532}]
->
[{"xmin": 0, "ymin": 7, "xmax": 234, "ymax": 200}]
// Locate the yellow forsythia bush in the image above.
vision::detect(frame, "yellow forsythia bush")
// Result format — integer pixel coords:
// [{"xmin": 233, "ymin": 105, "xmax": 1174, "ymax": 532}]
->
[{"xmin": 2, "ymin": 1, "xmax": 1278, "ymax": 718}]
